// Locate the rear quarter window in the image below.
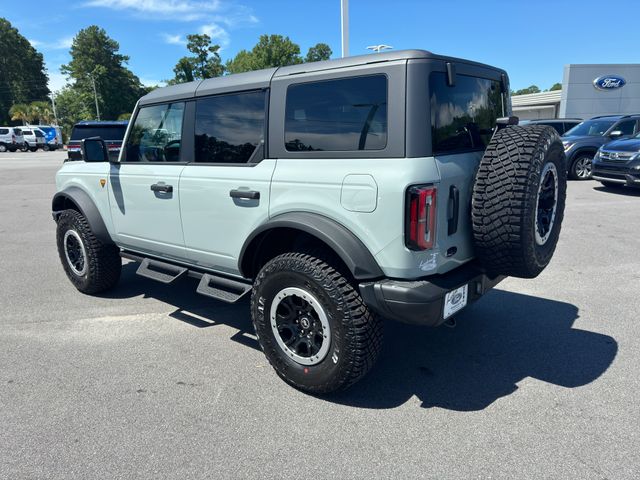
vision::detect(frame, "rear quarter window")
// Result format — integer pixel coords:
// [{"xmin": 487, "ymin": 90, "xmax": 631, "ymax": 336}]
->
[
  {"xmin": 284, "ymin": 74, "xmax": 388, "ymax": 152},
  {"xmin": 0, "ymin": 128, "xmax": 8, "ymax": 135}
]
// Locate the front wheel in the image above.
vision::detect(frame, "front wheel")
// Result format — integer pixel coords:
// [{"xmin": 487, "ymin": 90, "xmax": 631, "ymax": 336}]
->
[
  {"xmin": 570, "ymin": 154, "xmax": 593, "ymax": 180},
  {"xmin": 56, "ymin": 210, "xmax": 122, "ymax": 294},
  {"xmin": 0, "ymin": 144, "xmax": 7, "ymax": 152},
  {"xmin": 251, "ymin": 252, "xmax": 382, "ymax": 393},
  {"xmin": 20, "ymin": 143, "xmax": 28, "ymax": 152}
]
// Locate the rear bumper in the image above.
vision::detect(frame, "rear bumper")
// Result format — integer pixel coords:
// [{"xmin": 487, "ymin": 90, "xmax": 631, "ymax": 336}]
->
[{"xmin": 359, "ymin": 263, "xmax": 505, "ymax": 326}]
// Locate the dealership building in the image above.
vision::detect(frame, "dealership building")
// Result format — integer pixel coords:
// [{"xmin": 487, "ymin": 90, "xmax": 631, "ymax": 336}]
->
[{"xmin": 511, "ymin": 64, "xmax": 640, "ymax": 120}]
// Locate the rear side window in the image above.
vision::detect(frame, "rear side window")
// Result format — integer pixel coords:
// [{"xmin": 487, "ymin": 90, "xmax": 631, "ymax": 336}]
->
[
  {"xmin": 541, "ymin": 122, "xmax": 564, "ymax": 135},
  {"xmin": 125, "ymin": 102, "xmax": 185, "ymax": 162},
  {"xmin": 0, "ymin": 128, "xmax": 8, "ymax": 135},
  {"xmin": 614, "ymin": 120, "xmax": 635, "ymax": 136},
  {"xmin": 22, "ymin": 130, "xmax": 33, "ymax": 135},
  {"xmin": 194, "ymin": 90, "xmax": 266, "ymax": 164},
  {"xmin": 430, "ymin": 72, "xmax": 504, "ymax": 155},
  {"xmin": 285, "ymin": 75, "xmax": 387, "ymax": 152},
  {"xmin": 35, "ymin": 130, "xmax": 44, "ymax": 137},
  {"xmin": 70, "ymin": 126, "xmax": 127, "ymax": 141}
]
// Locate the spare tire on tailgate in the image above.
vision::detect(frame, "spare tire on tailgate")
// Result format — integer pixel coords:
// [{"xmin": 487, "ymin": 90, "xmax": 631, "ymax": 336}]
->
[{"xmin": 471, "ymin": 125, "xmax": 567, "ymax": 279}]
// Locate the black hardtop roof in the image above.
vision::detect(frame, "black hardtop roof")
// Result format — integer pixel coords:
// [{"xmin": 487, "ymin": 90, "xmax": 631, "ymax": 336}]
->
[{"xmin": 139, "ymin": 49, "xmax": 507, "ymax": 106}]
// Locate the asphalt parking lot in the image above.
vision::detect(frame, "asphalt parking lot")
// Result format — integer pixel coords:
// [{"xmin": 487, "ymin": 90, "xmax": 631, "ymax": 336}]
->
[{"xmin": 1, "ymin": 150, "xmax": 639, "ymax": 479}]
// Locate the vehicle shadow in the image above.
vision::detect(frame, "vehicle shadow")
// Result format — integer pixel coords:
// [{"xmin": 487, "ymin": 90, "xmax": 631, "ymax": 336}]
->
[
  {"xmin": 102, "ymin": 264, "xmax": 617, "ymax": 411},
  {"xmin": 331, "ymin": 289, "xmax": 617, "ymax": 410},
  {"xmin": 100, "ymin": 262, "xmax": 259, "ymax": 351},
  {"xmin": 593, "ymin": 185, "xmax": 640, "ymax": 197}
]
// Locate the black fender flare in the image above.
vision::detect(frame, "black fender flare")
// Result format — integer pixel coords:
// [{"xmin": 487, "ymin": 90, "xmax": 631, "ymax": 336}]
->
[
  {"xmin": 567, "ymin": 146, "xmax": 597, "ymax": 164},
  {"xmin": 239, "ymin": 212, "xmax": 384, "ymax": 280},
  {"xmin": 52, "ymin": 186, "xmax": 114, "ymax": 245}
]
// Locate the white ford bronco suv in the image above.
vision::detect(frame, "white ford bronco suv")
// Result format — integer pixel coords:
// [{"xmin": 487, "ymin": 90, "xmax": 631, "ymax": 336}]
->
[{"xmin": 53, "ymin": 50, "xmax": 566, "ymax": 393}]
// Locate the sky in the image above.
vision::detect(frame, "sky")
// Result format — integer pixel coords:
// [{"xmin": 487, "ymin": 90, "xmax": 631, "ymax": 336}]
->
[{"xmin": 2, "ymin": 0, "xmax": 639, "ymax": 93}]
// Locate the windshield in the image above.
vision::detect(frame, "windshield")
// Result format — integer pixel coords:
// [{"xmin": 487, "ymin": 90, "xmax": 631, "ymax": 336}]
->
[
  {"xmin": 70, "ymin": 125, "xmax": 127, "ymax": 141},
  {"xmin": 564, "ymin": 119, "xmax": 615, "ymax": 137}
]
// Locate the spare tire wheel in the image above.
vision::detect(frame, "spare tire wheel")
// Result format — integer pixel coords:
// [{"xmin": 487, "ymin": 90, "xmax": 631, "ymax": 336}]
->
[{"xmin": 471, "ymin": 125, "xmax": 567, "ymax": 279}]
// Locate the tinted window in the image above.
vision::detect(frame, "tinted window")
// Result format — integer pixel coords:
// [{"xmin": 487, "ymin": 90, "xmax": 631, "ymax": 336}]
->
[
  {"xmin": 564, "ymin": 120, "xmax": 615, "ymax": 137},
  {"xmin": 70, "ymin": 126, "xmax": 127, "ymax": 141},
  {"xmin": 285, "ymin": 75, "xmax": 387, "ymax": 152},
  {"xmin": 614, "ymin": 120, "xmax": 635, "ymax": 135},
  {"xmin": 195, "ymin": 91, "xmax": 265, "ymax": 163},
  {"xmin": 14, "ymin": 128, "xmax": 21, "ymax": 135},
  {"xmin": 125, "ymin": 103, "xmax": 185, "ymax": 162},
  {"xmin": 430, "ymin": 72, "xmax": 504, "ymax": 154},
  {"xmin": 22, "ymin": 130, "xmax": 33, "ymax": 135},
  {"xmin": 0, "ymin": 128, "xmax": 8, "ymax": 134},
  {"xmin": 540, "ymin": 122, "xmax": 564, "ymax": 135},
  {"xmin": 34, "ymin": 130, "xmax": 44, "ymax": 137}
]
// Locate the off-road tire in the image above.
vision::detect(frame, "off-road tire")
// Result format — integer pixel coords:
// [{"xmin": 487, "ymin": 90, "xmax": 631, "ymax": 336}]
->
[
  {"xmin": 251, "ymin": 252, "xmax": 382, "ymax": 394},
  {"xmin": 569, "ymin": 154, "xmax": 593, "ymax": 180},
  {"xmin": 472, "ymin": 125, "xmax": 567, "ymax": 278},
  {"xmin": 56, "ymin": 209, "xmax": 121, "ymax": 294}
]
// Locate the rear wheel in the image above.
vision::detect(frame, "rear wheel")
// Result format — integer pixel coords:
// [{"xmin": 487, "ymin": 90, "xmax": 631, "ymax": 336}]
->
[
  {"xmin": 0, "ymin": 143, "xmax": 7, "ymax": 152},
  {"xmin": 56, "ymin": 210, "xmax": 122, "ymax": 294},
  {"xmin": 20, "ymin": 143, "xmax": 28, "ymax": 152},
  {"xmin": 251, "ymin": 252, "xmax": 382, "ymax": 393},
  {"xmin": 569, "ymin": 154, "xmax": 593, "ymax": 180}
]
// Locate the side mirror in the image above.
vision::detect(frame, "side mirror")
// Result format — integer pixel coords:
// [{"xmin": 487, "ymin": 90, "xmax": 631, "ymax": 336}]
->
[
  {"xmin": 81, "ymin": 137, "xmax": 109, "ymax": 162},
  {"xmin": 609, "ymin": 130, "xmax": 624, "ymax": 138}
]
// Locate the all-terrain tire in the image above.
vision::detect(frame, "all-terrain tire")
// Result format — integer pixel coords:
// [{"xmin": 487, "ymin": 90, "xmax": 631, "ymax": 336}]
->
[
  {"xmin": 56, "ymin": 209, "xmax": 121, "ymax": 294},
  {"xmin": 251, "ymin": 252, "xmax": 382, "ymax": 394},
  {"xmin": 472, "ymin": 125, "xmax": 567, "ymax": 278}
]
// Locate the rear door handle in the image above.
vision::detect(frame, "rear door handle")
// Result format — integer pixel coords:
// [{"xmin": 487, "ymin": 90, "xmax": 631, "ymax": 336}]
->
[
  {"xmin": 229, "ymin": 189, "xmax": 260, "ymax": 200},
  {"xmin": 150, "ymin": 183, "xmax": 173, "ymax": 193}
]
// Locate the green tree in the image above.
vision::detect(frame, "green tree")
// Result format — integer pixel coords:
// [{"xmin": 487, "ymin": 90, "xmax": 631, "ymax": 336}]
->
[
  {"xmin": 0, "ymin": 18, "xmax": 50, "ymax": 124},
  {"xmin": 549, "ymin": 82, "xmax": 562, "ymax": 91},
  {"xmin": 61, "ymin": 26, "xmax": 145, "ymax": 120},
  {"xmin": 9, "ymin": 104, "xmax": 33, "ymax": 125},
  {"xmin": 305, "ymin": 43, "xmax": 332, "ymax": 63},
  {"xmin": 52, "ymin": 86, "xmax": 94, "ymax": 140},
  {"xmin": 512, "ymin": 85, "xmax": 541, "ymax": 96},
  {"xmin": 30, "ymin": 100, "xmax": 55, "ymax": 124},
  {"xmin": 170, "ymin": 34, "xmax": 224, "ymax": 84},
  {"xmin": 226, "ymin": 34, "xmax": 303, "ymax": 74}
]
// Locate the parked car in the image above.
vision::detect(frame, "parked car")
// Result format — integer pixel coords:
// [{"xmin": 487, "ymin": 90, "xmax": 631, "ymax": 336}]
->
[
  {"xmin": 67, "ymin": 121, "xmax": 128, "ymax": 161},
  {"xmin": 562, "ymin": 114, "xmax": 640, "ymax": 180},
  {"xmin": 52, "ymin": 49, "xmax": 567, "ymax": 393},
  {"xmin": 0, "ymin": 127, "xmax": 25, "ymax": 152},
  {"xmin": 520, "ymin": 118, "xmax": 582, "ymax": 136},
  {"xmin": 20, "ymin": 127, "xmax": 47, "ymax": 151},
  {"xmin": 592, "ymin": 133, "xmax": 640, "ymax": 189},
  {"xmin": 36, "ymin": 125, "xmax": 64, "ymax": 151}
]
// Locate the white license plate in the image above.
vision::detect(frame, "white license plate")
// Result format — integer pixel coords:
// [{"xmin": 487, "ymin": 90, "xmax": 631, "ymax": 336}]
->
[{"xmin": 443, "ymin": 284, "xmax": 468, "ymax": 319}]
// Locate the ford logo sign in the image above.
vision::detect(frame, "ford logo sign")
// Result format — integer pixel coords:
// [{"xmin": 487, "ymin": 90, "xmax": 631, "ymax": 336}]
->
[{"xmin": 593, "ymin": 75, "xmax": 626, "ymax": 90}]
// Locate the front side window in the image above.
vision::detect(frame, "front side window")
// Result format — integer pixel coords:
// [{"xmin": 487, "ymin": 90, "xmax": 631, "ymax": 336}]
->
[
  {"xmin": 285, "ymin": 75, "xmax": 388, "ymax": 152},
  {"xmin": 195, "ymin": 91, "xmax": 266, "ymax": 164},
  {"xmin": 430, "ymin": 72, "xmax": 504, "ymax": 154},
  {"xmin": 613, "ymin": 120, "xmax": 635, "ymax": 136},
  {"xmin": 125, "ymin": 103, "xmax": 185, "ymax": 162},
  {"xmin": 22, "ymin": 130, "xmax": 33, "ymax": 136}
]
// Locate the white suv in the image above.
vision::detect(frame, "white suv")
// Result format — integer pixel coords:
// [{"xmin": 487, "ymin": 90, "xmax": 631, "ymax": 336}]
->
[
  {"xmin": 0, "ymin": 127, "xmax": 25, "ymax": 152},
  {"xmin": 20, "ymin": 127, "xmax": 46, "ymax": 151}
]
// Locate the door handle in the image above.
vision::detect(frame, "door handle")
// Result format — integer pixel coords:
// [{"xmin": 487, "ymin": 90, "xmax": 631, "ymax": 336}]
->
[
  {"xmin": 150, "ymin": 183, "xmax": 173, "ymax": 193},
  {"xmin": 229, "ymin": 189, "xmax": 260, "ymax": 200}
]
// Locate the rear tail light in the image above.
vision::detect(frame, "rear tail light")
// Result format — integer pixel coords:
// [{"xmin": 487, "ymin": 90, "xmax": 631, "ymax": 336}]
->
[{"xmin": 405, "ymin": 185, "xmax": 437, "ymax": 250}]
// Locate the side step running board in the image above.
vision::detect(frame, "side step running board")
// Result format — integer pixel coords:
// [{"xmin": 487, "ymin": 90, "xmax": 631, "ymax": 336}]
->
[
  {"xmin": 136, "ymin": 258, "xmax": 187, "ymax": 284},
  {"xmin": 196, "ymin": 273, "xmax": 251, "ymax": 303}
]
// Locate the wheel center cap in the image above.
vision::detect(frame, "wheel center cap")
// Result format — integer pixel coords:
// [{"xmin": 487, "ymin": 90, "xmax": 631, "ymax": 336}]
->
[{"xmin": 300, "ymin": 317, "xmax": 311, "ymax": 329}]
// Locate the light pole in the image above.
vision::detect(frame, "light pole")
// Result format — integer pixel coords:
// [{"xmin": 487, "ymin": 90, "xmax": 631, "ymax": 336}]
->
[
  {"xmin": 367, "ymin": 44, "xmax": 393, "ymax": 53},
  {"xmin": 88, "ymin": 73, "xmax": 101, "ymax": 121},
  {"xmin": 50, "ymin": 93, "xmax": 58, "ymax": 126},
  {"xmin": 341, "ymin": 0, "xmax": 349, "ymax": 57}
]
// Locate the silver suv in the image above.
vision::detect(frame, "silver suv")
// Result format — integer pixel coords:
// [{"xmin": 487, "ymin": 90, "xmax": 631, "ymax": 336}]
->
[
  {"xmin": 0, "ymin": 127, "xmax": 25, "ymax": 152},
  {"xmin": 52, "ymin": 50, "xmax": 567, "ymax": 392}
]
